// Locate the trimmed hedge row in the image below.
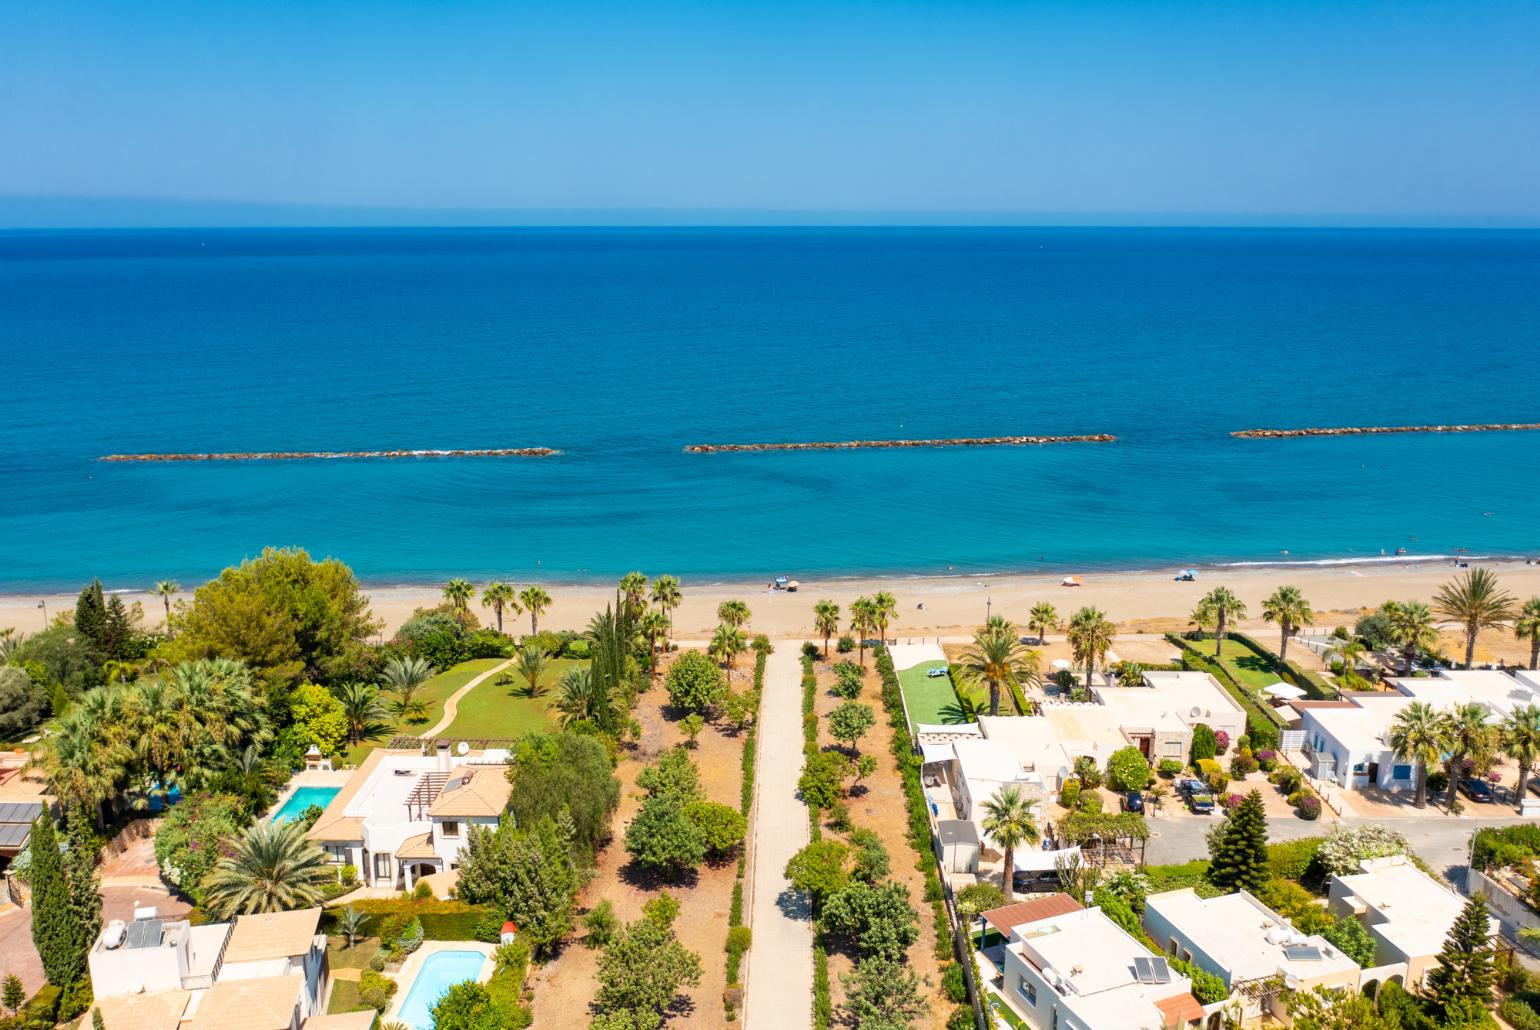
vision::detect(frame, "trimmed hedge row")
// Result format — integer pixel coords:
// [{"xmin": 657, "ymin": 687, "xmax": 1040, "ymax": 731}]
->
[
  {"xmin": 724, "ymin": 649, "xmax": 767, "ymax": 1021},
  {"xmin": 1165, "ymin": 634, "xmax": 1289, "ymax": 740},
  {"xmin": 802, "ymin": 655, "xmax": 831, "ymax": 1020},
  {"xmin": 320, "ymin": 897, "xmax": 498, "ymax": 941},
  {"xmin": 1228, "ymin": 630, "xmax": 1338, "ymax": 700}
]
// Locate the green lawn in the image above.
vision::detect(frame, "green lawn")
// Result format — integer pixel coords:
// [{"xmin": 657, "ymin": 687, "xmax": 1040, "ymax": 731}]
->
[
  {"xmin": 326, "ymin": 936, "xmax": 380, "ymax": 970},
  {"xmin": 439, "ymin": 657, "xmax": 577, "ymax": 739},
  {"xmin": 896, "ymin": 660, "xmax": 971, "ymax": 728},
  {"xmin": 341, "ymin": 658, "xmax": 506, "ymax": 764},
  {"xmin": 1191, "ymin": 635, "xmax": 1283, "ymax": 691},
  {"xmin": 326, "ymin": 979, "xmax": 367, "ymax": 1015}
]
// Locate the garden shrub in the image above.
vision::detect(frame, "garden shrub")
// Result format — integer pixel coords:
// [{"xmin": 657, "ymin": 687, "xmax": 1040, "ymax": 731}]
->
[
  {"xmin": 1170, "ymin": 957, "xmax": 1226, "ymax": 1004},
  {"xmin": 154, "ymin": 792, "xmax": 246, "ymax": 902},
  {"xmin": 1107, "ymin": 746, "xmax": 1151, "ymax": 793},
  {"xmin": 1256, "ymin": 749, "xmax": 1278, "ymax": 771},
  {"xmin": 1195, "ymin": 758, "xmax": 1222, "ymax": 780},
  {"xmin": 942, "ymin": 963, "xmax": 967, "ymax": 1003},
  {"xmin": 1214, "ymin": 730, "xmax": 1230, "ymax": 755},
  {"xmin": 1157, "ymin": 758, "xmax": 1183, "ymax": 778},
  {"xmin": 1296, "ymin": 796, "xmax": 1322, "ymax": 820},
  {"xmin": 1471, "ymin": 825, "xmax": 1540, "ymax": 871},
  {"xmin": 665, "ymin": 651, "xmax": 727, "ymax": 713},
  {"xmin": 1317, "ymin": 825, "xmax": 1410, "ymax": 876},
  {"xmin": 948, "ymin": 1005, "xmax": 974, "ymax": 1030},
  {"xmin": 1321, "ymin": 913, "xmax": 1376, "ymax": 967},
  {"xmin": 1058, "ymin": 779, "xmax": 1081, "ymax": 808},
  {"xmin": 1206, "ymin": 771, "xmax": 1229, "ymax": 794},
  {"xmin": 1074, "ymin": 791, "xmax": 1103, "ymax": 814},
  {"xmin": 1502, "ymin": 998, "xmax": 1540, "ymax": 1030},
  {"xmin": 358, "ymin": 969, "xmax": 397, "ymax": 1011},
  {"xmin": 1428, "ymin": 769, "xmax": 1450, "ymax": 795},
  {"xmin": 1072, "ymin": 755, "xmax": 1104, "ymax": 790},
  {"xmin": 1190, "ymin": 724, "xmax": 1217, "ymax": 762},
  {"xmin": 1229, "ymin": 753, "xmax": 1258, "ymax": 778},
  {"xmin": 836, "ymin": 635, "xmax": 855, "ymax": 654},
  {"xmin": 1266, "ymin": 837, "xmax": 1324, "ymax": 882}
]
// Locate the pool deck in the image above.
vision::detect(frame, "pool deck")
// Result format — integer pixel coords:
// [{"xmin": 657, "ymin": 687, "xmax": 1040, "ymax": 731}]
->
[
  {"xmin": 384, "ymin": 941, "xmax": 496, "ymax": 1026},
  {"xmin": 264, "ymin": 768, "xmax": 354, "ymax": 822}
]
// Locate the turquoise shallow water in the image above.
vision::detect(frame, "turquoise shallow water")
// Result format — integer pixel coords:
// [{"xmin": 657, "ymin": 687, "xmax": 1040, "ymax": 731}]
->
[{"xmin": 2, "ymin": 227, "xmax": 1538, "ymax": 589}]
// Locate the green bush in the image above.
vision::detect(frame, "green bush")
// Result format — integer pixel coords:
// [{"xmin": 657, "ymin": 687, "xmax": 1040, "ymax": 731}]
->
[
  {"xmin": 665, "ymin": 651, "xmax": 727, "ymax": 713},
  {"xmin": 1502, "ymin": 998, "xmax": 1540, "ymax": 1030},
  {"xmin": 1266, "ymin": 837, "xmax": 1324, "ymax": 883},
  {"xmin": 1074, "ymin": 791, "xmax": 1103, "ymax": 814},
  {"xmin": 1229, "ymin": 753, "xmax": 1259, "ymax": 778},
  {"xmin": 1170, "ymin": 957, "xmax": 1226, "ymax": 1004},
  {"xmin": 942, "ymin": 963, "xmax": 967, "ymax": 1003},
  {"xmin": 1157, "ymin": 758, "xmax": 1183, "ymax": 778},
  {"xmin": 948, "ymin": 1006, "xmax": 975, "ymax": 1030},
  {"xmin": 1189, "ymin": 723, "xmax": 1217, "ymax": 763},
  {"xmin": 358, "ymin": 969, "xmax": 397, "ymax": 1011},
  {"xmin": 1195, "ymin": 758, "xmax": 1222, "ymax": 780},
  {"xmin": 1072, "ymin": 755, "xmax": 1104, "ymax": 790},
  {"xmin": 1473, "ymin": 825, "xmax": 1540, "ymax": 871},
  {"xmin": 836, "ymin": 635, "xmax": 855, "ymax": 654},
  {"xmin": 1107, "ymin": 746, "xmax": 1151, "ymax": 793},
  {"xmin": 153, "ymin": 792, "xmax": 246, "ymax": 902}
]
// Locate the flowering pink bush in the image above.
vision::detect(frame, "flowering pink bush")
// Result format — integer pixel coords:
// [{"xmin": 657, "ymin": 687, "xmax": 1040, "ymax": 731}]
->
[
  {"xmin": 1224, "ymin": 793, "xmax": 1245, "ymax": 811},
  {"xmin": 1488, "ymin": 770, "xmax": 1503, "ymax": 784},
  {"xmin": 1214, "ymin": 730, "xmax": 1230, "ymax": 755},
  {"xmin": 1296, "ymin": 796, "xmax": 1322, "ymax": 820}
]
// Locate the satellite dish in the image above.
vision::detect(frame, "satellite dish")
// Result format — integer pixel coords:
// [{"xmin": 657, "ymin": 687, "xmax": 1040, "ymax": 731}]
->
[
  {"xmin": 1189, "ymin": 706, "xmax": 1202, "ymax": 719},
  {"xmin": 456, "ymin": 742, "xmax": 470, "ymax": 756}
]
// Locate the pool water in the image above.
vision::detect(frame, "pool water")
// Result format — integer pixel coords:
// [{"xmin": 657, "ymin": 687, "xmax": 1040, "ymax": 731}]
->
[
  {"xmin": 396, "ymin": 950, "xmax": 491, "ymax": 1029},
  {"xmin": 269, "ymin": 786, "xmax": 340, "ymax": 824}
]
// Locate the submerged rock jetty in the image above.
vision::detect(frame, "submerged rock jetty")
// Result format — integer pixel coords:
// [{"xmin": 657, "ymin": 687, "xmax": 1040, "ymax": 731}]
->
[
  {"xmin": 1233, "ymin": 423, "xmax": 1540, "ymax": 439},
  {"xmin": 685, "ymin": 434, "xmax": 1115, "ymax": 453},
  {"xmin": 100, "ymin": 447, "xmax": 560, "ymax": 462}
]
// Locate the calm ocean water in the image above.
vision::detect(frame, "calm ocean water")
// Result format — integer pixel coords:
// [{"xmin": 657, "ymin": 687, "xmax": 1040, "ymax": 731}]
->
[{"xmin": 2, "ymin": 227, "xmax": 1538, "ymax": 591}]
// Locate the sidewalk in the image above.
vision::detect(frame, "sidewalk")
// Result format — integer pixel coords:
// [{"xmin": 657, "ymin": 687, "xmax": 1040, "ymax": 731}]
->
[{"xmin": 743, "ymin": 646, "xmax": 813, "ymax": 1030}]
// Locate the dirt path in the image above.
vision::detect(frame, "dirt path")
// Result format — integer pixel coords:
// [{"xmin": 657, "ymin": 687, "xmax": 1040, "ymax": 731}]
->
[
  {"xmin": 743, "ymin": 647, "xmax": 814, "ymax": 1030},
  {"xmin": 420, "ymin": 657, "xmax": 515, "ymax": 736}
]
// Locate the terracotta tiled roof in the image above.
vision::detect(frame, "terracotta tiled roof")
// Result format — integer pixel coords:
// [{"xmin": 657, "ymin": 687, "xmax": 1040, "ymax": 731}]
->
[
  {"xmin": 224, "ymin": 908, "xmax": 322, "ymax": 963},
  {"xmin": 88, "ymin": 990, "xmax": 192, "ymax": 1030},
  {"xmin": 981, "ymin": 893, "xmax": 1083, "ymax": 937},
  {"xmin": 396, "ymin": 832, "xmax": 437, "ymax": 859},
  {"xmin": 1156, "ymin": 992, "xmax": 1206, "ymax": 1027},
  {"xmin": 429, "ymin": 765, "xmax": 511, "ymax": 818},
  {"xmin": 185, "ymin": 975, "xmax": 304, "ymax": 1030}
]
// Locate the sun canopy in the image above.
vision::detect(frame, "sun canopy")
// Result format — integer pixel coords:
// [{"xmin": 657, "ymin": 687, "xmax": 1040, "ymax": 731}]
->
[
  {"xmin": 1051, "ymin": 659, "xmax": 1073, "ymax": 670},
  {"xmin": 1264, "ymin": 682, "xmax": 1308, "ymax": 700}
]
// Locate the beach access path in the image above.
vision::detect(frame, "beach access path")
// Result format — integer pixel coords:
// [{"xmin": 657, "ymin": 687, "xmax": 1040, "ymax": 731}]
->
[
  {"xmin": 421, "ymin": 657, "xmax": 515, "ymax": 737},
  {"xmin": 744, "ymin": 646, "xmax": 814, "ymax": 1030}
]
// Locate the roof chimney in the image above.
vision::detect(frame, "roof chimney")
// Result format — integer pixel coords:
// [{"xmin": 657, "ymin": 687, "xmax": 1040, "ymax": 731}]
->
[{"xmin": 435, "ymin": 741, "xmax": 451, "ymax": 773}]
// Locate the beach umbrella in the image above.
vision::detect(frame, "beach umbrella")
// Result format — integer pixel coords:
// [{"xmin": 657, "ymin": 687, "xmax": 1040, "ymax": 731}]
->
[{"xmin": 1263, "ymin": 682, "xmax": 1307, "ymax": 700}]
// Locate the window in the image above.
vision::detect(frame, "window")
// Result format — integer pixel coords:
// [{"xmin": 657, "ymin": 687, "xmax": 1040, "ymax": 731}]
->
[
  {"xmin": 1016, "ymin": 977, "xmax": 1037, "ymax": 1007},
  {"xmin": 1169, "ymin": 938, "xmax": 1180, "ymax": 957},
  {"xmin": 441, "ymin": 820, "xmax": 460, "ymax": 838},
  {"xmin": 1352, "ymin": 762, "xmax": 1367, "ymax": 774},
  {"xmin": 1393, "ymin": 764, "xmax": 1413, "ymax": 781},
  {"xmin": 375, "ymin": 853, "xmax": 391, "ymax": 880},
  {"xmin": 1163, "ymin": 741, "xmax": 1183, "ymax": 757}
]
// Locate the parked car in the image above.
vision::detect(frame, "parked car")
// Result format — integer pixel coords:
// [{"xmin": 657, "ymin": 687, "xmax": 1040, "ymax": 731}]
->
[
  {"xmin": 1012, "ymin": 870, "xmax": 1062, "ymax": 895},
  {"xmin": 1461, "ymin": 778, "xmax": 1497, "ymax": 804},
  {"xmin": 1122, "ymin": 790, "xmax": 1145, "ymax": 814},
  {"xmin": 1179, "ymin": 777, "xmax": 1215, "ymax": 814}
]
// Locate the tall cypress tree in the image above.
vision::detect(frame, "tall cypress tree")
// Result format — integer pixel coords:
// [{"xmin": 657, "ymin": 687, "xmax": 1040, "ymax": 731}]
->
[
  {"xmin": 64, "ymin": 811, "xmax": 102, "ymax": 984},
  {"xmin": 1207, "ymin": 790, "xmax": 1269, "ymax": 894},
  {"xmin": 28, "ymin": 815, "xmax": 74, "ymax": 986},
  {"xmin": 1425, "ymin": 893, "xmax": 1495, "ymax": 1010},
  {"xmin": 104, "ymin": 594, "xmax": 133, "ymax": 658}
]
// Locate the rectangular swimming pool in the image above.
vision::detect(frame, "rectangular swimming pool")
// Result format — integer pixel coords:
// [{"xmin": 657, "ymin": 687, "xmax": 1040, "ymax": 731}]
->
[
  {"xmin": 270, "ymin": 786, "xmax": 341, "ymax": 824},
  {"xmin": 396, "ymin": 950, "xmax": 491, "ymax": 1029}
]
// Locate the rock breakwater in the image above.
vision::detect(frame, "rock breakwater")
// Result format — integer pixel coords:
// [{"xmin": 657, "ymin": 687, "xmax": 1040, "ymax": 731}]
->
[
  {"xmin": 684, "ymin": 434, "xmax": 1115, "ymax": 453},
  {"xmin": 100, "ymin": 448, "xmax": 560, "ymax": 462},
  {"xmin": 1232, "ymin": 423, "xmax": 1540, "ymax": 439}
]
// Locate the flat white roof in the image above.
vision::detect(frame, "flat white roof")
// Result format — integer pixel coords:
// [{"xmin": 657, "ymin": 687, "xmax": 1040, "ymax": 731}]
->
[
  {"xmin": 1123, "ymin": 671, "xmax": 1246, "ymax": 725},
  {"xmin": 1389, "ymin": 669, "xmax": 1540, "ymax": 720},
  {"xmin": 1304, "ymin": 694, "xmax": 1413, "ymax": 755},
  {"xmin": 1012, "ymin": 908, "xmax": 1191, "ymax": 1025},
  {"xmin": 1145, "ymin": 889, "xmax": 1358, "ymax": 983},
  {"xmin": 1513, "ymin": 670, "xmax": 1540, "ymax": 693},
  {"xmin": 976, "ymin": 716, "xmax": 1077, "ymax": 775},
  {"xmin": 1334, "ymin": 856, "xmax": 1468, "ymax": 960}
]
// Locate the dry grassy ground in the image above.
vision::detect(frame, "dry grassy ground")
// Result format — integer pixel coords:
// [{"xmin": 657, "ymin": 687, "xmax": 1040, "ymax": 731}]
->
[{"xmin": 528, "ymin": 650, "xmax": 747, "ymax": 1028}]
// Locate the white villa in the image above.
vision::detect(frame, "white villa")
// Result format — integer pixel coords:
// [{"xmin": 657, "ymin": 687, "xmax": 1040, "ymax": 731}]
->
[
  {"xmin": 1300, "ymin": 669, "xmax": 1540, "ymax": 789},
  {"xmin": 978, "ymin": 894, "xmax": 1207, "ymax": 1030},
  {"xmin": 1142, "ymin": 888, "xmax": 1359, "ymax": 1020},
  {"xmin": 308, "ymin": 742, "xmax": 512, "ymax": 890},
  {"xmin": 1327, "ymin": 855, "xmax": 1490, "ymax": 986},
  {"xmin": 84, "ymin": 907, "xmax": 349, "ymax": 1030}
]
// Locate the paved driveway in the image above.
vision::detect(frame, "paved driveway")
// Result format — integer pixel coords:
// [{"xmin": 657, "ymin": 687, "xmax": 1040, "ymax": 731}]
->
[{"xmin": 0, "ymin": 884, "xmax": 190, "ymax": 998}]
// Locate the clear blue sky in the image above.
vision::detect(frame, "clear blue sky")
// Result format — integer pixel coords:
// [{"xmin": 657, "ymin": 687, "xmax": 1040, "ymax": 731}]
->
[{"xmin": 2, "ymin": 0, "xmax": 1537, "ymax": 225}]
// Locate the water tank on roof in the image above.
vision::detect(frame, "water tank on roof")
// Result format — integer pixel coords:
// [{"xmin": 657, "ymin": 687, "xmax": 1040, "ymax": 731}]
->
[{"xmin": 103, "ymin": 920, "xmax": 126, "ymax": 949}]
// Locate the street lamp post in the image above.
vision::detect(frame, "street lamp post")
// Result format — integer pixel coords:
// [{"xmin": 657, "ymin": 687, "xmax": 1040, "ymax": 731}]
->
[{"xmin": 38, "ymin": 599, "xmax": 47, "ymax": 625}]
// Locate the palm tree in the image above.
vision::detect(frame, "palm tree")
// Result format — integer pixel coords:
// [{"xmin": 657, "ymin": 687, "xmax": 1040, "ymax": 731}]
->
[
  {"xmin": 1385, "ymin": 600, "xmax": 1440, "ymax": 675},
  {"xmin": 1517, "ymin": 598, "xmax": 1540, "ymax": 671},
  {"xmin": 651, "ymin": 575, "xmax": 683, "ymax": 640},
  {"xmin": 1328, "ymin": 639, "xmax": 1371, "ymax": 690},
  {"xmin": 1443, "ymin": 701, "xmax": 1497, "ymax": 809},
  {"xmin": 638, "ymin": 609, "xmax": 670, "ymax": 675},
  {"xmin": 480, "ymin": 581, "xmax": 518, "ymax": 634},
  {"xmin": 1066, "ymin": 607, "xmax": 1116, "ymax": 687},
  {"xmin": 850, "ymin": 597, "xmax": 879, "ymax": 668},
  {"xmin": 514, "ymin": 646, "xmax": 549, "ymax": 697},
  {"xmin": 1435, "ymin": 568, "xmax": 1518, "ymax": 668},
  {"xmin": 1389, "ymin": 701, "xmax": 1452, "ymax": 809},
  {"xmin": 442, "ymin": 578, "xmax": 475, "ymax": 616},
  {"xmin": 332, "ymin": 682, "xmax": 388, "ymax": 745},
  {"xmin": 619, "ymin": 571, "xmax": 649, "ymax": 621},
  {"xmin": 337, "ymin": 906, "xmax": 368, "ymax": 948},
  {"xmin": 871, "ymin": 591, "xmax": 897, "ymax": 644},
  {"xmin": 980, "ymin": 784, "xmax": 1039, "ymax": 901},
  {"xmin": 519, "ymin": 585, "xmax": 552, "ymax": 635},
  {"xmin": 202, "ymin": 820, "xmax": 330, "ymax": 918},
  {"xmin": 717, "ymin": 599, "xmax": 751, "ymax": 629},
  {"xmin": 555, "ymin": 667, "xmax": 616, "ymax": 730},
  {"xmin": 813, "ymin": 600, "xmax": 841, "ymax": 658},
  {"xmin": 382, "ymin": 655, "xmax": 434, "ymax": 720},
  {"xmin": 710, "ymin": 623, "xmax": 747, "ymax": 672},
  {"xmin": 1193, "ymin": 587, "xmax": 1247, "ymax": 658},
  {"xmin": 1028, "ymin": 602, "xmax": 1059, "ymax": 645},
  {"xmin": 1503, "ymin": 704, "xmax": 1540, "ymax": 805},
  {"xmin": 151, "ymin": 580, "xmax": 179, "ymax": 639},
  {"xmin": 958, "ymin": 622, "xmax": 1040, "ymax": 717},
  {"xmin": 1261, "ymin": 586, "xmax": 1313, "ymax": 664}
]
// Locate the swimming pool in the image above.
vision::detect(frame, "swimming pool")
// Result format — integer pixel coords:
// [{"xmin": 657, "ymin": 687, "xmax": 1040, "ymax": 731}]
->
[
  {"xmin": 269, "ymin": 786, "xmax": 340, "ymax": 824},
  {"xmin": 395, "ymin": 950, "xmax": 491, "ymax": 1029}
]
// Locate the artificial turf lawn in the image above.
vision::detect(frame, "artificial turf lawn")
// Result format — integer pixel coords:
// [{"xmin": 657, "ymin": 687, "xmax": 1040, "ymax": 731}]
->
[{"xmin": 895, "ymin": 659, "xmax": 971, "ymax": 728}]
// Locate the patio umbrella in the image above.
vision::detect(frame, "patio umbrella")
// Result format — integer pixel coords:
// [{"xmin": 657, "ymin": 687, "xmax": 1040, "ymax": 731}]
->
[
  {"xmin": 1051, "ymin": 659, "xmax": 1073, "ymax": 671},
  {"xmin": 1263, "ymin": 682, "xmax": 1308, "ymax": 700}
]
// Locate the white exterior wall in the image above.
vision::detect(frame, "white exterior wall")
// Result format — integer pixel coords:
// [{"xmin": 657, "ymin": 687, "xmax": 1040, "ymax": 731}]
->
[
  {"xmin": 1300, "ymin": 715, "xmax": 1413, "ymax": 790},
  {"xmin": 88, "ymin": 933, "xmax": 188, "ymax": 996},
  {"xmin": 429, "ymin": 815, "xmax": 498, "ymax": 867},
  {"xmin": 1000, "ymin": 945, "xmax": 1067, "ymax": 1030}
]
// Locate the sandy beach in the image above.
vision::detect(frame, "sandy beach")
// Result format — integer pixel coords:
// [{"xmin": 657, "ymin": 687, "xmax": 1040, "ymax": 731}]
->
[{"xmin": 6, "ymin": 557, "xmax": 1540, "ymax": 664}]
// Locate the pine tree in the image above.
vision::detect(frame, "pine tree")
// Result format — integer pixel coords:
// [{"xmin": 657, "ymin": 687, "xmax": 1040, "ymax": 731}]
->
[
  {"xmin": 1207, "ymin": 790, "xmax": 1269, "ymax": 894},
  {"xmin": 3, "ymin": 973, "xmax": 23, "ymax": 1015},
  {"xmin": 104, "ymin": 594, "xmax": 133, "ymax": 658},
  {"xmin": 73, "ymin": 580, "xmax": 108, "ymax": 656},
  {"xmin": 29, "ymin": 815, "xmax": 74, "ymax": 986},
  {"xmin": 1425, "ymin": 893, "xmax": 1495, "ymax": 1010}
]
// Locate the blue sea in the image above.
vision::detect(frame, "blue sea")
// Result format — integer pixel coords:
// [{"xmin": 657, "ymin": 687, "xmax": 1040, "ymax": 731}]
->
[{"xmin": 3, "ymin": 227, "xmax": 1539, "ymax": 592}]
